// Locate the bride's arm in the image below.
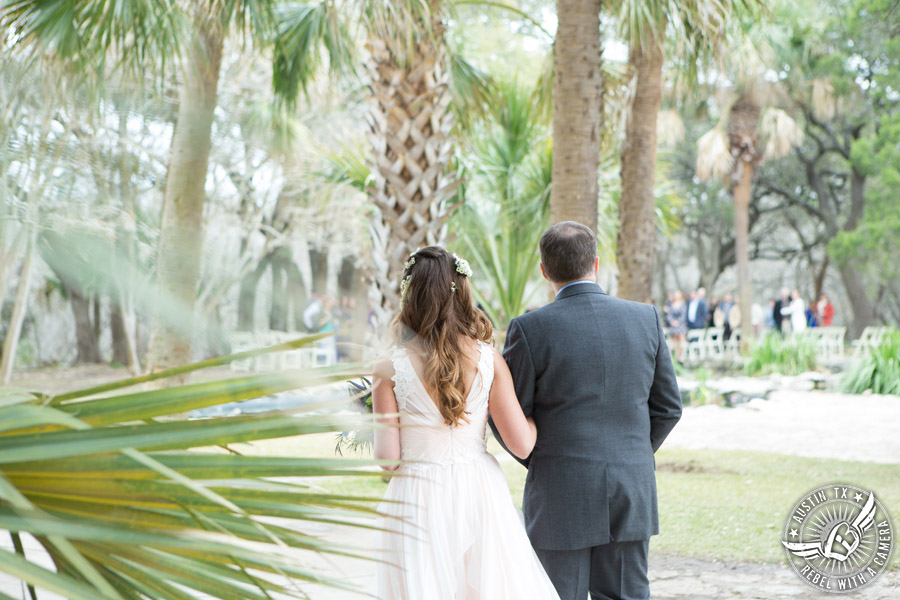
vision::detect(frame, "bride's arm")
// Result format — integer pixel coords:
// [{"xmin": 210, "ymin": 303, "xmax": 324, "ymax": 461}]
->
[
  {"xmin": 372, "ymin": 359, "xmax": 401, "ymax": 471},
  {"xmin": 488, "ymin": 349, "xmax": 537, "ymax": 459}
]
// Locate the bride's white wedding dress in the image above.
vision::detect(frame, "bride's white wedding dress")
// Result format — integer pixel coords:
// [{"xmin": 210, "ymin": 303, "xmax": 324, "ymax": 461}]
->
[{"xmin": 376, "ymin": 341, "xmax": 560, "ymax": 599}]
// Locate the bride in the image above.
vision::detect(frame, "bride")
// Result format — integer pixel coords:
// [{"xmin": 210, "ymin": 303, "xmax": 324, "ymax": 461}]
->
[{"xmin": 372, "ymin": 246, "xmax": 560, "ymax": 599}]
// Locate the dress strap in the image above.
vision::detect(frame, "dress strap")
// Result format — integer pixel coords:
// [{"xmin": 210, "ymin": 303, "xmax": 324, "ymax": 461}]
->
[
  {"xmin": 475, "ymin": 340, "xmax": 495, "ymax": 393},
  {"xmin": 389, "ymin": 346, "xmax": 415, "ymax": 412}
]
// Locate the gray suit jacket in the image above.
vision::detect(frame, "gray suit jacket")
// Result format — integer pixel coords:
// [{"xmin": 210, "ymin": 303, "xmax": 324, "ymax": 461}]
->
[{"xmin": 492, "ymin": 283, "xmax": 682, "ymax": 551}]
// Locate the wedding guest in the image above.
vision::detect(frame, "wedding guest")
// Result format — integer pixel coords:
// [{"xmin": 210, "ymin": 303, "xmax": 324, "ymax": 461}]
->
[
  {"xmin": 818, "ymin": 293, "xmax": 835, "ymax": 326},
  {"xmin": 805, "ymin": 298, "xmax": 818, "ymax": 328},
  {"xmin": 706, "ymin": 294, "xmax": 719, "ymax": 329},
  {"xmin": 766, "ymin": 299, "xmax": 777, "ymax": 330},
  {"xmin": 773, "ymin": 288, "xmax": 790, "ymax": 335},
  {"xmin": 667, "ymin": 290, "xmax": 688, "ymax": 361},
  {"xmin": 714, "ymin": 292, "xmax": 735, "ymax": 339},
  {"xmin": 687, "ymin": 287, "xmax": 708, "ymax": 330},
  {"xmin": 781, "ymin": 289, "xmax": 807, "ymax": 334},
  {"xmin": 302, "ymin": 293, "xmax": 326, "ymax": 333},
  {"xmin": 663, "ymin": 291, "xmax": 675, "ymax": 327},
  {"xmin": 751, "ymin": 302, "xmax": 765, "ymax": 335}
]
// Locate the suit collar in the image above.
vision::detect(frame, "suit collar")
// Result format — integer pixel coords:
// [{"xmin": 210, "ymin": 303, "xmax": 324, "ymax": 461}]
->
[{"xmin": 555, "ymin": 281, "xmax": 607, "ymax": 301}]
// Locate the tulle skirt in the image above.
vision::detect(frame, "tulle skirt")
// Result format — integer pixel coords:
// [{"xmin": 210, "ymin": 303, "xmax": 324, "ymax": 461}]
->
[{"xmin": 375, "ymin": 453, "xmax": 560, "ymax": 600}]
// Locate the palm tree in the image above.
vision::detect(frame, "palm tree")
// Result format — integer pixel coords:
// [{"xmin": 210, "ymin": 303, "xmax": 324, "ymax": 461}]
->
[
  {"xmin": 696, "ymin": 88, "xmax": 804, "ymax": 347},
  {"xmin": 614, "ymin": 0, "xmax": 760, "ymax": 302},
  {"xmin": 0, "ymin": 335, "xmax": 387, "ymax": 598},
  {"xmin": 550, "ymin": 0, "xmax": 603, "ymax": 232},
  {"xmin": 362, "ymin": 1, "xmax": 466, "ymax": 322},
  {"xmin": 454, "ymin": 78, "xmax": 552, "ymax": 328},
  {"xmin": 2, "ymin": 1, "xmax": 353, "ymax": 380}
]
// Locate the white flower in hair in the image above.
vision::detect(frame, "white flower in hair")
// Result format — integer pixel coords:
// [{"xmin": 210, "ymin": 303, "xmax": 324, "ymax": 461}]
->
[
  {"xmin": 453, "ymin": 254, "xmax": 473, "ymax": 277},
  {"xmin": 400, "ymin": 275, "xmax": 412, "ymax": 304}
]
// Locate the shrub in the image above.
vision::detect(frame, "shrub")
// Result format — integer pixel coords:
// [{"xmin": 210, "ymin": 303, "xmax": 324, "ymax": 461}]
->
[
  {"xmin": 843, "ymin": 328, "xmax": 900, "ymax": 395},
  {"xmin": 744, "ymin": 332, "xmax": 818, "ymax": 376}
]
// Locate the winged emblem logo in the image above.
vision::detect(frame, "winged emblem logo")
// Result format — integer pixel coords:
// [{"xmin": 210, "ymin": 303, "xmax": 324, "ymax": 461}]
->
[{"xmin": 782, "ymin": 492, "xmax": 877, "ymax": 562}]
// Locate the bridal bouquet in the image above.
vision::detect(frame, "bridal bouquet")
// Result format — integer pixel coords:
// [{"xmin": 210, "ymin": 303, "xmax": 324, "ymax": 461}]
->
[{"xmin": 335, "ymin": 377, "xmax": 374, "ymax": 455}]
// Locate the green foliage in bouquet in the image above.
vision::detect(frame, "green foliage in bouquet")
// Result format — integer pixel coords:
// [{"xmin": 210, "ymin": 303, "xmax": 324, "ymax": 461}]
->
[
  {"xmin": 743, "ymin": 332, "xmax": 818, "ymax": 376},
  {"xmin": 843, "ymin": 328, "xmax": 900, "ymax": 396},
  {"xmin": 0, "ymin": 335, "xmax": 390, "ymax": 599},
  {"xmin": 335, "ymin": 378, "xmax": 375, "ymax": 455}
]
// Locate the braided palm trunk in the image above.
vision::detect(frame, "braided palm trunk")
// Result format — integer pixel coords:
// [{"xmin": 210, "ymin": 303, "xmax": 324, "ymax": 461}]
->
[{"xmin": 365, "ymin": 9, "xmax": 457, "ymax": 326}]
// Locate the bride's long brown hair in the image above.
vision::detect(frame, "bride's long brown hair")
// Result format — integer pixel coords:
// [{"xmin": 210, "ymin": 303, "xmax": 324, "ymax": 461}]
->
[{"xmin": 391, "ymin": 246, "xmax": 493, "ymax": 426}]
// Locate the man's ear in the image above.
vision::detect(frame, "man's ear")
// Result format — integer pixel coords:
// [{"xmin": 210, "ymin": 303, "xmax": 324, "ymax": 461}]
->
[
  {"xmin": 540, "ymin": 263, "xmax": 550, "ymax": 282},
  {"xmin": 593, "ymin": 256, "xmax": 600, "ymax": 276}
]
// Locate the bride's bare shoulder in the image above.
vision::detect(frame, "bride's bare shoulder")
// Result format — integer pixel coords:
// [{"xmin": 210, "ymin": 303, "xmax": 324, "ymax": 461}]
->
[{"xmin": 373, "ymin": 351, "xmax": 396, "ymax": 381}]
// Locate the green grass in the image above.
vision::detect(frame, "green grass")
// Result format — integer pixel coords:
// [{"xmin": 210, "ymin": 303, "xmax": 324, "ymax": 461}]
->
[
  {"xmin": 283, "ymin": 437, "xmax": 900, "ymax": 568},
  {"xmin": 653, "ymin": 448, "xmax": 900, "ymax": 565}
]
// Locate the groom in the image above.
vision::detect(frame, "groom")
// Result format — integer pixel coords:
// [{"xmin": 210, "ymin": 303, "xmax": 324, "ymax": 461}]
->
[{"xmin": 492, "ymin": 222, "xmax": 682, "ymax": 600}]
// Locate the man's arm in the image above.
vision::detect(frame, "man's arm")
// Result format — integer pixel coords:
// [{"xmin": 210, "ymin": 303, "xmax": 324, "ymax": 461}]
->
[
  {"xmin": 488, "ymin": 317, "xmax": 536, "ymax": 467},
  {"xmin": 648, "ymin": 307, "xmax": 682, "ymax": 452}
]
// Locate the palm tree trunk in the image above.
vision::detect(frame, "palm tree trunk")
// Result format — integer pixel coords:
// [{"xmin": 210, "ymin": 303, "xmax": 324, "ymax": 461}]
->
[
  {"xmin": 734, "ymin": 160, "xmax": 753, "ymax": 350},
  {"xmin": 71, "ymin": 289, "xmax": 102, "ymax": 364},
  {"xmin": 0, "ymin": 225, "xmax": 35, "ymax": 384},
  {"xmin": 616, "ymin": 30, "xmax": 664, "ymax": 301},
  {"xmin": 146, "ymin": 19, "xmax": 224, "ymax": 378},
  {"xmin": 366, "ymin": 5, "xmax": 457, "ymax": 322},
  {"xmin": 115, "ymin": 105, "xmax": 141, "ymax": 374},
  {"xmin": 110, "ymin": 301, "xmax": 129, "ymax": 365},
  {"xmin": 550, "ymin": 0, "xmax": 603, "ymax": 232}
]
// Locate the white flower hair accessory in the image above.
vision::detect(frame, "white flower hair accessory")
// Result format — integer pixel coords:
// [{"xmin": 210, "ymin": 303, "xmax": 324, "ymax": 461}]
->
[
  {"xmin": 404, "ymin": 256, "xmax": 416, "ymax": 270},
  {"xmin": 400, "ymin": 275, "xmax": 412, "ymax": 304},
  {"xmin": 450, "ymin": 282, "xmax": 458, "ymax": 293},
  {"xmin": 453, "ymin": 254, "xmax": 473, "ymax": 277}
]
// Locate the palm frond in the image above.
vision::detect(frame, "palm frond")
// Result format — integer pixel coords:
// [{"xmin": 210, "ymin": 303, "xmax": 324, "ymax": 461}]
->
[
  {"xmin": 695, "ymin": 126, "xmax": 733, "ymax": 180},
  {"xmin": 360, "ymin": 0, "xmax": 441, "ymax": 61},
  {"xmin": 0, "ymin": 337, "xmax": 390, "ymax": 599},
  {"xmin": 313, "ymin": 140, "xmax": 374, "ymax": 194},
  {"xmin": 759, "ymin": 106, "xmax": 804, "ymax": 160},
  {"xmin": 272, "ymin": 1, "xmax": 356, "ymax": 106},
  {"xmin": 448, "ymin": 50, "xmax": 495, "ymax": 125},
  {"xmin": 1, "ymin": 0, "xmax": 187, "ymax": 76}
]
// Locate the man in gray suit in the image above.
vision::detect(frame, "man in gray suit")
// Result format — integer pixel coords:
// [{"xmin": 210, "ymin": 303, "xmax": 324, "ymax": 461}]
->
[{"xmin": 492, "ymin": 222, "xmax": 682, "ymax": 600}]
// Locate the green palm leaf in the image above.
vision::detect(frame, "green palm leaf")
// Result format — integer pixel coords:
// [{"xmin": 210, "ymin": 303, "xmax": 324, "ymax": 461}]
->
[{"xmin": 0, "ymin": 336, "xmax": 390, "ymax": 598}]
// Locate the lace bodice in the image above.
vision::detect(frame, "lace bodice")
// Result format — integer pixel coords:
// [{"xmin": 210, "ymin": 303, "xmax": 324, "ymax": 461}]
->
[{"xmin": 390, "ymin": 341, "xmax": 494, "ymax": 467}]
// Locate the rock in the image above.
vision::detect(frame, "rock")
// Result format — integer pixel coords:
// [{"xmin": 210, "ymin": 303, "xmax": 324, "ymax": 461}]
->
[{"xmin": 705, "ymin": 376, "xmax": 776, "ymax": 399}]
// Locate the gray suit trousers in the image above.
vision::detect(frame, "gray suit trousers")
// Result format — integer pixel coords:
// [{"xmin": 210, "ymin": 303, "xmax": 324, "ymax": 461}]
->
[{"xmin": 534, "ymin": 540, "xmax": 650, "ymax": 600}]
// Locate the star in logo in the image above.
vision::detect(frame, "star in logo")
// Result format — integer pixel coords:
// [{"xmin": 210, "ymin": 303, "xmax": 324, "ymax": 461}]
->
[
  {"xmin": 784, "ymin": 493, "xmax": 877, "ymax": 562},
  {"xmin": 854, "ymin": 492, "xmax": 864, "ymax": 503},
  {"xmin": 789, "ymin": 528, "xmax": 799, "ymax": 539}
]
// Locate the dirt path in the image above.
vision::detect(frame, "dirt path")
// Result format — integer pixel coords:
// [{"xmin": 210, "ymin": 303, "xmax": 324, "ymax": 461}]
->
[{"xmin": 650, "ymin": 554, "xmax": 899, "ymax": 599}]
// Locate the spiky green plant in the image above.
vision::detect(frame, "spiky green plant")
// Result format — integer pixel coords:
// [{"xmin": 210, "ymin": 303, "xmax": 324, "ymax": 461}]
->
[
  {"xmin": 744, "ymin": 332, "xmax": 819, "ymax": 376},
  {"xmin": 843, "ymin": 328, "xmax": 900, "ymax": 396},
  {"xmin": 453, "ymin": 78, "xmax": 552, "ymax": 327},
  {"xmin": 0, "ymin": 335, "xmax": 390, "ymax": 599}
]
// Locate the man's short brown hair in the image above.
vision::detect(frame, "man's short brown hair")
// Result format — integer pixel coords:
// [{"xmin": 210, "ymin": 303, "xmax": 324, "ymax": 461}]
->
[{"xmin": 539, "ymin": 221, "xmax": 597, "ymax": 283}]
